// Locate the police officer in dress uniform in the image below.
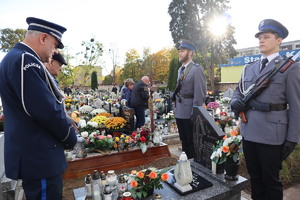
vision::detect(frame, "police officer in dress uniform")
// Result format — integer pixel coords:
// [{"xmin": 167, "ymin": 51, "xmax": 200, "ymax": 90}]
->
[
  {"xmin": 0, "ymin": 17, "xmax": 77, "ymax": 200},
  {"xmin": 231, "ymin": 19, "xmax": 300, "ymax": 200},
  {"xmin": 174, "ymin": 39, "xmax": 206, "ymax": 159}
]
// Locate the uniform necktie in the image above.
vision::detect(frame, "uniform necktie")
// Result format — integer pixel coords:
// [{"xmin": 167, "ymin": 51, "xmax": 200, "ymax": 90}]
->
[
  {"xmin": 180, "ymin": 66, "xmax": 185, "ymax": 76},
  {"xmin": 260, "ymin": 58, "xmax": 268, "ymax": 72}
]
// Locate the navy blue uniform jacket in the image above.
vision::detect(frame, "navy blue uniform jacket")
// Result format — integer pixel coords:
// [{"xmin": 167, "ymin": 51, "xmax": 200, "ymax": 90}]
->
[{"xmin": 0, "ymin": 43, "xmax": 77, "ymax": 180}]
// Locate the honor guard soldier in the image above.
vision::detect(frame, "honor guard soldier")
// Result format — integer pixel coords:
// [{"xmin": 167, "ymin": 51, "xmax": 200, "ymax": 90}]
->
[
  {"xmin": 173, "ymin": 39, "xmax": 206, "ymax": 159},
  {"xmin": 0, "ymin": 17, "xmax": 77, "ymax": 200},
  {"xmin": 231, "ymin": 19, "xmax": 300, "ymax": 200}
]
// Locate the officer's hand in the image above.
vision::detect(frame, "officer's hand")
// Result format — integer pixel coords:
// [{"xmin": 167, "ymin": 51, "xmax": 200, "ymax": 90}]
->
[
  {"xmin": 231, "ymin": 99, "xmax": 247, "ymax": 113},
  {"xmin": 281, "ymin": 141, "xmax": 297, "ymax": 161}
]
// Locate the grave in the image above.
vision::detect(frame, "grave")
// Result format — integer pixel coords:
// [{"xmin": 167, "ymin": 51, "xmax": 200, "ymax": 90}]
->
[
  {"xmin": 193, "ymin": 106, "xmax": 225, "ymax": 170},
  {"xmin": 0, "ymin": 133, "xmax": 19, "ymax": 200}
]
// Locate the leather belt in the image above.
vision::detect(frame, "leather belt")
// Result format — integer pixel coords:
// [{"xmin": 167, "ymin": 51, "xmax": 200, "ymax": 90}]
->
[
  {"xmin": 269, "ymin": 103, "xmax": 287, "ymax": 111},
  {"xmin": 249, "ymin": 99, "xmax": 287, "ymax": 112},
  {"xmin": 180, "ymin": 94, "xmax": 194, "ymax": 98}
]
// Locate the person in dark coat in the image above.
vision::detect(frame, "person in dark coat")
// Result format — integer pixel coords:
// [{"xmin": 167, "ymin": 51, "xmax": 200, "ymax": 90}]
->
[
  {"xmin": 0, "ymin": 17, "xmax": 77, "ymax": 200},
  {"xmin": 124, "ymin": 82, "xmax": 135, "ymax": 107},
  {"xmin": 112, "ymin": 84, "xmax": 118, "ymax": 94},
  {"xmin": 130, "ymin": 76, "xmax": 150, "ymax": 129}
]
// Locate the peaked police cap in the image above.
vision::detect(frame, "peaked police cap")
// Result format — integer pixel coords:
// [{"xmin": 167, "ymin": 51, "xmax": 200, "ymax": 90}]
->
[
  {"xmin": 176, "ymin": 39, "xmax": 197, "ymax": 51},
  {"xmin": 26, "ymin": 17, "xmax": 67, "ymax": 49},
  {"xmin": 255, "ymin": 19, "xmax": 288, "ymax": 39},
  {"xmin": 52, "ymin": 52, "xmax": 67, "ymax": 65}
]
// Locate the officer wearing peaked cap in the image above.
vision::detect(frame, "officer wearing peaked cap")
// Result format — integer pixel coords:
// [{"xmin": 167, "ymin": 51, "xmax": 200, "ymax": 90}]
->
[
  {"xmin": 0, "ymin": 17, "xmax": 76, "ymax": 199},
  {"xmin": 231, "ymin": 19, "xmax": 300, "ymax": 200},
  {"xmin": 173, "ymin": 39, "xmax": 206, "ymax": 159}
]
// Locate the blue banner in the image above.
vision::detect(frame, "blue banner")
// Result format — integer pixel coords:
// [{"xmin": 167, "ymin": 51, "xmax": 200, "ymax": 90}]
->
[{"xmin": 220, "ymin": 49, "xmax": 300, "ymax": 67}]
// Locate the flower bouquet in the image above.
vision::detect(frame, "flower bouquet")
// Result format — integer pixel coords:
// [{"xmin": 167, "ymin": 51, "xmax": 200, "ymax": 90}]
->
[
  {"xmin": 128, "ymin": 167, "xmax": 169, "ymax": 199},
  {"xmin": 97, "ymin": 112, "xmax": 112, "ymax": 118},
  {"xmin": 216, "ymin": 111, "xmax": 234, "ymax": 131},
  {"xmin": 131, "ymin": 126, "xmax": 152, "ymax": 153},
  {"xmin": 84, "ymin": 131, "xmax": 114, "ymax": 152},
  {"xmin": 210, "ymin": 130, "xmax": 243, "ymax": 164},
  {"xmin": 207, "ymin": 101, "xmax": 220, "ymax": 109},
  {"xmin": 112, "ymin": 134, "xmax": 131, "ymax": 151},
  {"xmin": 162, "ymin": 111, "xmax": 175, "ymax": 121}
]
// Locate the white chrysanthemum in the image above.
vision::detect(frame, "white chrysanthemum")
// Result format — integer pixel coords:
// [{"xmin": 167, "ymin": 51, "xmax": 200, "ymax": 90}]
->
[
  {"xmin": 87, "ymin": 121, "xmax": 98, "ymax": 128},
  {"xmin": 90, "ymin": 108, "xmax": 106, "ymax": 116},
  {"xmin": 78, "ymin": 120, "xmax": 87, "ymax": 128},
  {"xmin": 81, "ymin": 131, "xmax": 89, "ymax": 138},
  {"xmin": 79, "ymin": 105, "xmax": 93, "ymax": 114},
  {"xmin": 216, "ymin": 148, "xmax": 222, "ymax": 157}
]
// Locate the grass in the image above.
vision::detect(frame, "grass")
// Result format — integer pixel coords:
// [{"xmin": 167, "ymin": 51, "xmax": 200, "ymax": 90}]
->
[{"xmin": 280, "ymin": 144, "xmax": 300, "ymax": 188}]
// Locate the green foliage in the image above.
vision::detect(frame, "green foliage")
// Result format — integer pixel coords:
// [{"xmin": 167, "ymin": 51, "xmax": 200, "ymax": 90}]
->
[
  {"xmin": 0, "ymin": 28, "xmax": 26, "ymax": 52},
  {"xmin": 91, "ymin": 71, "xmax": 98, "ymax": 90},
  {"xmin": 167, "ymin": 57, "xmax": 181, "ymax": 91},
  {"xmin": 280, "ymin": 144, "xmax": 300, "ymax": 187},
  {"xmin": 168, "ymin": 0, "xmax": 237, "ymax": 90},
  {"xmin": 120, "ymin": 49, "xmax": 142, "ymax": 82},
  {"xmin": 102, "ymin": 74, "xmax": 113, "ymax": 85}
]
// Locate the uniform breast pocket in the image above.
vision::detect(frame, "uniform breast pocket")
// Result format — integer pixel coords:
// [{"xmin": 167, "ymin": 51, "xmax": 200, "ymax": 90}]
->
[
  {"xmin": 244, "ymin": 76, "xmax": 254, "ymax": 89},
  {"xmin": 269, "ymin": 76, "xmax": 285, "ymax": 96}
]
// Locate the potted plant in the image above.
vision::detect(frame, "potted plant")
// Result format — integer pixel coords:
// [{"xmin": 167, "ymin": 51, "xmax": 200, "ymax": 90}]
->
[
  {"xmin": 131, "ymin": 126, "xmax": 152, "ymax": 153},
  {"xmin": 105, "ymin": 117, "xmax": 127, "ymax": 137}
]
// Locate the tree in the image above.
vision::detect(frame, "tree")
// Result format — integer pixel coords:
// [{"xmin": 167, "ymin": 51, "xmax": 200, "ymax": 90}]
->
[
  {"xmin": 168, "ymin": 0, "xmax": 237, "ymax": 90},
  {"xmin": 0, "ymin": 28, "xmax": 26, "ymax": 52},
  {"xmin": 167, "ymin": 56, "xmax": 181, "ymax": 91},
  {"xmin": 79, "ymin": 38, "xmax": 103, "ymax": 66},
  {"xmin": 103, "ymin": 74, "xmax": 113, "ymax": 85},
  {"xmin": 121, "ymin": 49, "xmax": 142, "ymax": 82},
  {"xmin": 91, "ymin": 71, "xmax": 98, "ymax": 90},
  {"xmin": 109, "ymin": 47, "xmax": 119, "ymax": 84}
]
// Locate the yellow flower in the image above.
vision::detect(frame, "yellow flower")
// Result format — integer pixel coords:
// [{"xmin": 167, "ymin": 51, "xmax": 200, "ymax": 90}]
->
[
  {"xmin": 113, "ymin": 143, "xmax": 118, "ymax": 148},
  {"xmin": 115, "ymin": 137, "xmax": 120, "ymax": 142}
]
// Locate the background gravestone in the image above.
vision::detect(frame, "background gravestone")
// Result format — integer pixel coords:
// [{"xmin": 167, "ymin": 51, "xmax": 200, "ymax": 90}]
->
[{"xmin": 193, "ymin": 106, "xmax": 224, "ymax": 170}]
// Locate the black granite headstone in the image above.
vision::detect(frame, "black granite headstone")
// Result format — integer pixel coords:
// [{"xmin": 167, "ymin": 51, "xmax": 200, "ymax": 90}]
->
[
  {"xmin": 193, "ymin": 106, "xmax": 224, "ymax": 170},
  {"xmin": 122, "ymin": 106, "xmax": 135, "ymax": 133}
]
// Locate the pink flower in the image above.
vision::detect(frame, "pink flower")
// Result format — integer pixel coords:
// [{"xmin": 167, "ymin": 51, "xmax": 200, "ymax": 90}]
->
[
  {"xmin": 107, "ymin": 134, "xmax": 112, "ymax": 138},
  {"xmin": 99, "ymin": 135, "xmax": 106, "ymax": 140}
]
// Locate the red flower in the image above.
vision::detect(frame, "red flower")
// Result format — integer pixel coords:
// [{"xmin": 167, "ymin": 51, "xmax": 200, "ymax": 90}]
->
[
  {"xmin": 139, "ymin": 136, "xmax": 146, "ymax": 143},
  {"xmin": 131, "ymin": 132, "xmax": 137, "ymax": 137},
  {"xmin": 140, "ymin": 130, "xmax": 149, "ymax": 137}
]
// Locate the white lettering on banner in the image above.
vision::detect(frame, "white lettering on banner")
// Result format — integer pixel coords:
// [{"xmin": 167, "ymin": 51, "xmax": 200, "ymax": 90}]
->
[
  {"xmin": 23, "ymin": 63, "xmax": 41, "ymax": 71},
  {"xmin": 285, "ymin": 51, "xmax": 295, "ymax": 57},
  {"xmin": 244, "ymin": 56, "xmax": 259, "ymax": 64}
]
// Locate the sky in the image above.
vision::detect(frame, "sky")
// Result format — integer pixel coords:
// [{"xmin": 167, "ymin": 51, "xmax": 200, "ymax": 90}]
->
[{"xmin": 0, "ymin": 0, "xmax": 300, "ymax": 75}]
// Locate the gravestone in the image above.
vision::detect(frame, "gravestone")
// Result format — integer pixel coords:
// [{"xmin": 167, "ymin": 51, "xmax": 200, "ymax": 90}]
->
[
  {"xmin": 122, "ymin": 106, "xmax": 135, "ymax": 134},
  {"xmin": 193, "ymin": 106, "xmax": 224, "ymax": 170}
]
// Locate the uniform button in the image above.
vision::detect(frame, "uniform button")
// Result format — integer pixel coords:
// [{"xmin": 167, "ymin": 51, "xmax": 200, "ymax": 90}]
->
[{"xmin": 54, "ymin": 145, "xmax": 57, "ymax": 147}]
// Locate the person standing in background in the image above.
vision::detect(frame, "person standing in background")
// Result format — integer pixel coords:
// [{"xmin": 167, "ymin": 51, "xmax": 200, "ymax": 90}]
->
[
  {"xmin": 173, "ymin": 39, "xmax": 206, "ymax": 159},
  {"xmin": 130, "ymin": 76, "xmax": 150, "ymax": 129}
]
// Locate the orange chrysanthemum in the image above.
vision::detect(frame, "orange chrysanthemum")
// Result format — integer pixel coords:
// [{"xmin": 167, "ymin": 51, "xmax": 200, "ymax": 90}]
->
[
  {"xmin": 230, "ymin": 130, "xmax": 238, "ymax": 136},
  {"xmin": 130, "ymin": 180, "xmax": 138, "ymax": 188},
  {"xmin": 161, "ymin": 173, "xmax": 169, "ymax": 181},
  {"xmin": 137, "ymin": 171, "xmax": 144, "ymax": 179},
  {"xmin": 223, "ymin": 135, "xmax": 228, "ymax": 140},
  {"xmin": 222, "ymin": 146, "xmax": 229, "ymax": 153},
  {"xmin": 149, "ymin": 171, "xmax": 158, "ymax": 179}
]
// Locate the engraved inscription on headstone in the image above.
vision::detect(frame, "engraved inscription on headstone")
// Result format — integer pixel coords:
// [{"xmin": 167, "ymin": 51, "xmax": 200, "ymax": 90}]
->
[{"xmin": 193, "ymin": 106, "xmax": 224, "ymax": 169}]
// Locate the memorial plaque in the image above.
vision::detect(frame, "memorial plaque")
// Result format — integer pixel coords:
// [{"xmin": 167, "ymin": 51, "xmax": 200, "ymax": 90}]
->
[{"xmin": 193, "ymin": 106, "xmax": 225, "ymax": 170}]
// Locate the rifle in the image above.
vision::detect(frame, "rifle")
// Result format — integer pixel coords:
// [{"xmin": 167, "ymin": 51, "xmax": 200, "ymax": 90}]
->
[
  {"xmin": 171, "ymin": 75, "xmax": 184, "ymax": 103},
  {"xmin": 239, "ymin": 51, "xmax": 300, "ymax": 123}
]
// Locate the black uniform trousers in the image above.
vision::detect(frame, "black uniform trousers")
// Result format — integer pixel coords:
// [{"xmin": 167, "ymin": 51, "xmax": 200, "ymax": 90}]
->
[
  {"xmin": 176, "ymin": 118, "xmax": 195, "ymax": 159},
  {"xmin": 22, "ymin": 174, "xmax": 63, "ymax": 200},
  {"xmin": 243, "ymin": 140, "xmax": 283, "ymax": 200}
]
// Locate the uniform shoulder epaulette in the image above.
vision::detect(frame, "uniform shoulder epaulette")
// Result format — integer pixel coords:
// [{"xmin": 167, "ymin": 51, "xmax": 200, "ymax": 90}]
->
[{"xmin": 194, "ymin": 63, "xmax": 200, "ymax": 67}]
